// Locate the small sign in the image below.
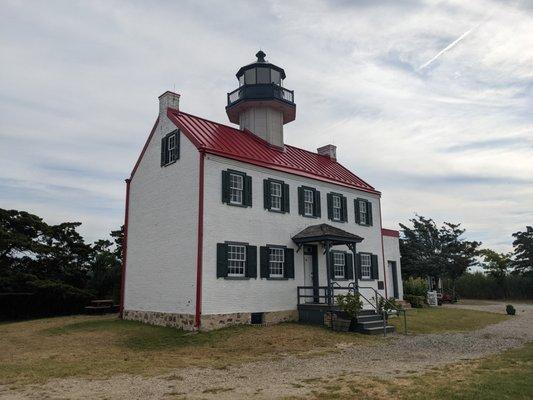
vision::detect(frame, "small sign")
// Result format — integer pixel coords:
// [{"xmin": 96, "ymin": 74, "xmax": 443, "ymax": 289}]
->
[{"xmin": 427, "ymin": 291, "xmax": 438, "ymax": 307}]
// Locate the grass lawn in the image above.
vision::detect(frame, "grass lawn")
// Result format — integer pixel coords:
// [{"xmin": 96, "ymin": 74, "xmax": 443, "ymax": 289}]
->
[
  {"xmin": 299, "ymin": 342, "xmax": 533, "ymax": 400},
  {"xmin": 388, "ymin": 307, "xmax": 508, "ymax": 334},
  {"xmin": 0, "ymin": 307, "xmax": 508, "ymax": 386},
  {"xmin": 0, "ymin": 315, "xmax": 374, "ymax": 385}
]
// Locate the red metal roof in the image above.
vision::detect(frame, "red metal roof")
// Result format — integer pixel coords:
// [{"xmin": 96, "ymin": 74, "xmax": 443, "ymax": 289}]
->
[
  {"xmin": 382, "ymin": 228, "xmax": 400, "ymax": 238},
  {"xmin": 168, "ymin": 109, "xmax": 379, "ymax": 194}
]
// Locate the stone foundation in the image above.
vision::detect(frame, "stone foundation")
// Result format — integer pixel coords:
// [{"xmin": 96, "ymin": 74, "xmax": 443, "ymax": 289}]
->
[
  {"xmin": 123, "ymin": 309, "xmax": 195, "ymax": 331},
  {"xmin": 123, "ymin": 309, "xmax": 298, "ymax": 331}
]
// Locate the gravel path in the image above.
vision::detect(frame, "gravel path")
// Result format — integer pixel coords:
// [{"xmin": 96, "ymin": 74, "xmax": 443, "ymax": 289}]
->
[{"xmin": 2, "ymin": 302, "xmax": 532, "ymax": 400}]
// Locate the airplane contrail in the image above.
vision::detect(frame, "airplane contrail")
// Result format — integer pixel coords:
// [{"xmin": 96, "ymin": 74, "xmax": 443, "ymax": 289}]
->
[{"xmin": 417, "ymin": 25, "xmax": 479, "ymax": 71}]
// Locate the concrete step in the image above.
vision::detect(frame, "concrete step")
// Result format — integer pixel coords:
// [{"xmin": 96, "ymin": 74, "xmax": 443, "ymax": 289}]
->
[
  {"xmin": 357, "ymin": 320, "xmax": 388, "ymax": 329},
  {"xmin": 356, "ymin": 314, "xmax": 383, "ymax": 323},
  {"xmin": 356, "ymin": 325, "xmax": 395, "ymax": 335}
]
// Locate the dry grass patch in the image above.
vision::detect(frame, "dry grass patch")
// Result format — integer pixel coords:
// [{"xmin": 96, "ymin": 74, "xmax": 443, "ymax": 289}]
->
[
  {"xmin": 291, "ymin": 342, "xmax": 533, "ymax": 400},
  {"xmin": 0, "ymin": 314, "xmax": 374, "ymax": 385}
]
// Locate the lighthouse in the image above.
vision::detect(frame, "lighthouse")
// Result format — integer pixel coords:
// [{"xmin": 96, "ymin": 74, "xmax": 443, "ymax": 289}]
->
[{"xmin": 226, "ymin": 51, "xmax": 296, "ymax": 148}]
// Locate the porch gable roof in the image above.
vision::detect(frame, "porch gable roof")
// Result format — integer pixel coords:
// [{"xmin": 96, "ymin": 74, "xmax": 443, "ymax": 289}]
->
[{"xmin": 291, "ymin": 223, "xmax": 364, "ymax": 246}]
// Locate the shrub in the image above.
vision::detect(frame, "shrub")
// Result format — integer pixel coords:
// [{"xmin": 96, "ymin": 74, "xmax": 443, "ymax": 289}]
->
[
  {"xmin": 0, "ymin": 276, "xmax": 94, "ymax": 320},
  {"xmin": 336, "ymin": 292, "xmax": 363, "ymax": 319},
  {"xmin": 403, "ymin": 277, "xmax": 428, "ymax": 297},
  {"xmin": 404, "ymin": 294, "xmax": 425, "ymax": 308},
  {"xmin": 452, "ymin": 272, "xmax": 533, "ymax": 300},
  {"xmin": 506, "ymin": 304, "xmax": 516, "ymax": 315}
]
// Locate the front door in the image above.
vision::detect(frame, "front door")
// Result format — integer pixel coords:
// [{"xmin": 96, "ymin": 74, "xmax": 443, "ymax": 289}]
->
[{"xmin": 303, "ymin": 245, "xmax": 319, "ymax": 303}]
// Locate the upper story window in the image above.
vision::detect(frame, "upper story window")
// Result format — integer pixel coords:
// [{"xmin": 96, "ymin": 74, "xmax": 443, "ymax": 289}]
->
[
  {"xmin": 263, "ymin": 179, "xmax": 289, "ymax": 213},
  {"xmin": 355, "ymin": 198, "xmax": 373, "ymax": 226},
  {"xmin": 230, "ymin": 173, "xmax": 244, "ymax": 205},
  {"xmin": 298, "ymin": 186, "xmax": 321, "ymax": 218},
  {"xmin": 360, "ymin": 253, "xmax": 372, "ymax": 279},
  {"xmin": 303, "ymin": 189, "xmax": 314, "ymax": 216},
  {"xmin": 270, "ymin": 181, "xmax": 282, "ymax": 211},
  {"xmin": 332, "ymin": 195, "xmax": 341, "ymax": 221},
  {"xmin": 327, "ymin": 192, "xmax": 347, "ymax": 222},
  {"xmin": 160, "ymin": 130, "xmax": 179, "ymax": 166},
  {"xmin": 222, "ymin": 170, "xmax": 252, "ymax": 207},
  {"xmin": 269, "ymin": 247, "xmax": 285, "ymax": 278},
  {"xmin": 333, "ymin": 252, "xmax": 345, "ymax": 279},
  {"xmin": 227, "ymin": 244, "xmax": 246, "ymax": 277}
]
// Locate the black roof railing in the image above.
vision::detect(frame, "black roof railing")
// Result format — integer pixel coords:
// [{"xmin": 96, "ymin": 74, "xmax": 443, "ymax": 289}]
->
[{"xmin": 227, "ymin": 83, "xmax": 295, "ymax": 107}]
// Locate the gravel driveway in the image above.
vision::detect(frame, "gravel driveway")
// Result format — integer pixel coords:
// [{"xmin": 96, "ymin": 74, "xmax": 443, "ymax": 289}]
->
[{"xmin": 2, "ymin": 302, "xmax": 532, "ymax": 400}]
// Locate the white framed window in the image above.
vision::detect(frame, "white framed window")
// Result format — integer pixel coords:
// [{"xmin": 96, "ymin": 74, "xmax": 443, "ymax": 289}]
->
[
  {"xmin": 269, "ymin": 247, "xmax": 285, "ymax": 278},
  {"xmin": 227, "ymin": 245, "xmax": 246, "ymax": 277},
  {"xmin": 270, "ymin": 181, "xmax": 282, "ymax": 211},
  {"xmin": 359, "ymin": 200, "xmax": 368, "ymax": 225},
  {"xmin": 332, "ymin": 195, "xmax": 341, "ymax": 221},
  {"xmin": 333, "ymin": 252, "xmax": 345, "ymax": 279},
  {"xmin": 304, "ymin": 189, "xmax": 314, "ymax": 216},
  {"xmin": 360, "ymin": 253, "xmax": 372, "ymax": 279},
  {"xmin": 229, "ymin": 173, "xmax": 244, "ymax": 205},
  {"xmin": 167, "ymin": 133, "xmax": 177, "ymax": 163}
]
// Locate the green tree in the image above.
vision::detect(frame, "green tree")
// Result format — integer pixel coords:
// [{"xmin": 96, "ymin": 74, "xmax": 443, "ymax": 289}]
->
[
  {"xmin": 479, "ymin": 249, "xmax": 512, "ymax": 298},
  {"xmin": 400, "ymin": 215, "xmax": 480, "ymax": 297},
  {"xmin": 512, "ymin": 227, "xmax": 533, "ymax": 274}
]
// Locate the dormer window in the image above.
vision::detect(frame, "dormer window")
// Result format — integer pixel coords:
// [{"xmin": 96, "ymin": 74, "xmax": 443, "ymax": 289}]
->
[{"xmin": 160, "ymin": 130, "xmax": 179, "ymax": 166}]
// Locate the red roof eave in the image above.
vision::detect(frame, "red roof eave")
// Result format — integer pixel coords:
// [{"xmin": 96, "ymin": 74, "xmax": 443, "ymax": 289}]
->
[{"xmin": 382, "ymin": 228, "xmax": 400, "ymax": 238}]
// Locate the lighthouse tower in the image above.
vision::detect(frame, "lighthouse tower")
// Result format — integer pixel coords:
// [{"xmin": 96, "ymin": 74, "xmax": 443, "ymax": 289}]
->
[{"xmin": 226, "ymin": 51, "xmax": 296, "ymax": 148}]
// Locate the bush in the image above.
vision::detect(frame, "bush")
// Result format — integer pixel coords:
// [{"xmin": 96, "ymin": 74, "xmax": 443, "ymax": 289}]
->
[
  {"xmin": 0, "ymin": 275, "xmax": 94, "ymax": 320},
  {"xmin": 404, "ymin": 294, "xmax": 425, "ymax": 308},
  {"xmin": 506, "ymin": 305, "xmax": 516, "ymax": 315},
  {"xmin": 403, "ymin": 277, "xmax": 428, "ymax": 297},
  {"xmin": 336, "ymin": 292, "xmax": 363, "ymax": 319},
  {"xmin": 453, "ymin": 272, "xmax": 533, "ymax": 300}
]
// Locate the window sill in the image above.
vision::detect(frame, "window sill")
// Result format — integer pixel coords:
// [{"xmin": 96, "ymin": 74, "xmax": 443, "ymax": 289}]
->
[
  {"xmin": 330, "ymin": 219, "xmax": 346, "ymax": 223},
  {"xmin": 266, "ymin": 277, "xmax": 289, "ymax": 280},
  {"xmin": 301, "ymin": 214, "xmax": 319, "ymax": 219},
  {"xmin": 225, "ymin": 202, "xmax": 250, "ymax": 208},
  {"xmin": 267, "ymin": 208, "xmax": 287, "ymax": 214},
  {"xmin": 332, "ymin": 278, "xmax": 349, "ymax": 281},
  {"xmin": 356, "ymin": 223, "xmax": 372, "ymax": 227},
  {"xmin": 359, "ymin": 278, "xmax": 375, "ymax": 281},
  {"xmin": 162, "ymin": 160, "xmax": 177, "ymax": 167},
  {"xmin": 223, "ymin": 277, "xmax": 251, "ymax": 280}
]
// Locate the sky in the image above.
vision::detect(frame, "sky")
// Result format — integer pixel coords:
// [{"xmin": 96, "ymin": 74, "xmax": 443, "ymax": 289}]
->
[{"xmin": 0, "ymin": 0, "xmax": 532, "ymax": 252}]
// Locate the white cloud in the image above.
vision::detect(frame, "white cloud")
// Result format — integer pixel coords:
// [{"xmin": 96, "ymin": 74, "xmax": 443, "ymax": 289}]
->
[{"xmin": 0, "ymin": 0, "xmax": 532, "ymax": 251}]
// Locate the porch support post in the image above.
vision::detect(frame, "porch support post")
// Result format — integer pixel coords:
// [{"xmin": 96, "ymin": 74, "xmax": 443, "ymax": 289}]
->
[
  {"xmin": 348, "ymin": 243, "xmax": 358, "ymax": 294},
  {"xmin": 324, "ymin": 241, "xmax": 332, "ymax": 305}
]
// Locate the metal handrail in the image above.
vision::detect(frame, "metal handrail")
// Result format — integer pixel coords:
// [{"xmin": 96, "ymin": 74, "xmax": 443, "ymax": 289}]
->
[{"xmin": 359, "ymin": 286, "xmax": 408, "ymax": 334}]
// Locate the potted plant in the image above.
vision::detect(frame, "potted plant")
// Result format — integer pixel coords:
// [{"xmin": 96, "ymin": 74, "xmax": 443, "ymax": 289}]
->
[{"xmin": 334, "ymin": 292, "xmax": 363, "ymax": 332}]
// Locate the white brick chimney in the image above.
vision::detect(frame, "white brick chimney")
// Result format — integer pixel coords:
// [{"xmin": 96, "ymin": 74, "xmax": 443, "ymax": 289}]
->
[
  {"xmin": 317, "ymin": 144, "xmax": 337, "ymax": 160},
  {"xmin": 158, "ymin": 91, "xmax": 180, "ymax": 134}
]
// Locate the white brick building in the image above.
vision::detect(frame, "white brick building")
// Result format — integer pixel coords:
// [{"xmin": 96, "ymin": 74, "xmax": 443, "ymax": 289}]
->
[{"xmin": 120, "ymin": 51, "xmax": 403, "ymax": 331}]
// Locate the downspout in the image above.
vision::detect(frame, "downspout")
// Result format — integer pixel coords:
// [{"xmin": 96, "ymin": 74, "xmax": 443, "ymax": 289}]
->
[
  {"xmin": 378, "ymin": 197, "xmax": 388, "ymax": 299},
  {"xmin": 119, "ymin": 178, "xmax": 131, "ymax": 318},
  {"xmin": 194, "ymin": 151, "xmax": 205, "ymax": 329}
]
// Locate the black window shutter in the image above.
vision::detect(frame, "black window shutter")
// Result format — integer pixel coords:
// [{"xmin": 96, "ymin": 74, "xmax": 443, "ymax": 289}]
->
[
  {"xmin": 345, "ymin": 253, "xmax": 354, "ymax": 280},
  {"xmin": 282, "ymin": 183, "xmax": 290, "ymax": 213},
  {"xmin": 260, "ymin": 246, "xmax": 269, "ymax": 278},
  {"xmin": 221, "ymin": 170, "xmax": 230, "ymax": 204},
  {"xmin": 327, "ymin": 193, "xmax": 333, "ymax": 220},
  {"xmin": 367, "ymin": 201, "xmax": 373, "ymax": 226},
  {"xmin": 328, "ymin": 251, "xmax": 335, "ymax": 280},
  {"xmin": 263, "ymin": 179, "xmax": 271, "ymax": 210},
  {"xmin": 216, "ymin": 243, "xmax": 228, "ymax": 278},
  {"xmin": 246, "ymin": 245, "xmax": 257, "ymax": 278},
  {"xmin": 355, "ymin": 253, "xmax": 362, "ymax": 279},
  {"xmin": 371, "ymin": 254, "xmax": 379, "ymax": 279},
  {"xmin": 297, "ymin": 187, "xmax": 304, "ymax": 215},
  {"xmin": 160, "ymin": 136, "xmax": 167, "ymax": 166},
  {"xmin": 341, "ymin": 196, "xmax": 348, "ymax": 222},
  {"xmin": 244, "ymin": 175, "xmax": 252, "ymax": 206},
  {"xmin": 354, "ymin": 199, "xmax": 361, "ymax": 224},
  {"xmin": 314, "ymin": 190, "xmax": 321, "ymax": 217},
  {"xmin": 284, "ymin": 248, "xmax": 294, "ymax": 278}
]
